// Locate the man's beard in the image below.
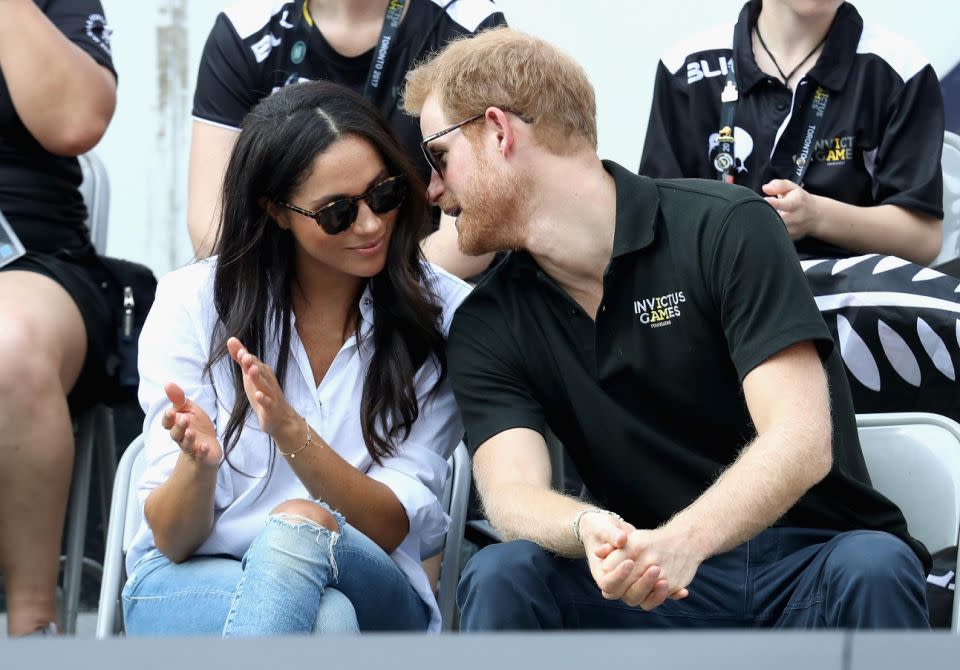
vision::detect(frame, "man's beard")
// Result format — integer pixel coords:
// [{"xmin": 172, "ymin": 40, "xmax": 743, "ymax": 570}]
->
[{"xmin": 447, "ymin": 151, "xmax": 527, "ymax": 257}]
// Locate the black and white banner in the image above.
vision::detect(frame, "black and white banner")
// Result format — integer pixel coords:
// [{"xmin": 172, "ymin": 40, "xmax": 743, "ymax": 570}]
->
[{"xmin": 803, "ymin": 255, "xmax": 960, "ymax": 421}]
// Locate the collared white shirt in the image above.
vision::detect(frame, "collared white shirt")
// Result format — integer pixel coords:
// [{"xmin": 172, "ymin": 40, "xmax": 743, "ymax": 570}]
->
[{"xmin": 127, "ymin": 258, "xmax": 471, "ymax": 632}]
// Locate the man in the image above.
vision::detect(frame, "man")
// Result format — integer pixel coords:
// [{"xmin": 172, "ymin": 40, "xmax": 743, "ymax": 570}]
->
[{"xmin": 403, "ymin": 27, "xmax": 930, "ymax": 630}]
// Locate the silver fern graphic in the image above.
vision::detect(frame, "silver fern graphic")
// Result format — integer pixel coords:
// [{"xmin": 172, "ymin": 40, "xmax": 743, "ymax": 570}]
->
[{"xmin": 804, "ymin": 255, "xmax": 960, "ymax": 393}]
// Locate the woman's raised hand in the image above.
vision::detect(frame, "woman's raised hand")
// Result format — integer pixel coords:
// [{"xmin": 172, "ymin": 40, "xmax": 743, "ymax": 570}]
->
[
  {"xmin": 162, "ymin": 382, "xmax": 221, "ymax": 468},
  {"xmin": 227, "ymin": 336, "xmax": 298, "ymax": 438}
]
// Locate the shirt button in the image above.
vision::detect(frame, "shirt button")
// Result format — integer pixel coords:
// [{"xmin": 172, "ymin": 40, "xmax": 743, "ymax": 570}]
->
[{"xmin": 776, "ymin": 101, "xmax": 788, "ymax": 112}]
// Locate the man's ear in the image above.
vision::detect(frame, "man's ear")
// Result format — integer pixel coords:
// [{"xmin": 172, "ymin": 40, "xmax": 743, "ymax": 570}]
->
[
  {"xmin": 260, "ymin": 197, "xmax": 289, "ymax": 230},
  {"xmin": 485, "ymin": 107, "xmax": 516, "ymax": 158}
]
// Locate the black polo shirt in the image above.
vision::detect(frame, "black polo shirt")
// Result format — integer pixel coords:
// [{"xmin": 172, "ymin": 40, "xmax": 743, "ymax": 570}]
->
[
  {"xmin": 448, "ymin": 161, "xmax": 928, "ymax": 570},
  {"xmin": 193, "ymin": 0, "xmax": 506, "ymax": 183},
  {"xmin": 638, "ymin": 0, "xmax": 944, "ymax": 259}
]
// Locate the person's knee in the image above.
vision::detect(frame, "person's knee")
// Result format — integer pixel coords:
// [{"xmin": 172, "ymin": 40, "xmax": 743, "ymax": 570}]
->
[
  {"xmin": 269, "ymin": 499, "xmax": 338, "ymax": 533},
  {"xmin": 460, "ymin": 540, "xmax": 552, "ymax": 597},
  {"xmin": 0, "ymin": 317, "xmax": 60, "ymax": 406},
  {"xmin": 825, "ymin": 531, "xmax": 924, "ymax": 592}
]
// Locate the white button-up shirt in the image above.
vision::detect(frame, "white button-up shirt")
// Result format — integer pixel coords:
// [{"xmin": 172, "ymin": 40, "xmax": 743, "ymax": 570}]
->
[{"xmin": 127, "ymin": 258, "xmax": 471, "ymax": 631}]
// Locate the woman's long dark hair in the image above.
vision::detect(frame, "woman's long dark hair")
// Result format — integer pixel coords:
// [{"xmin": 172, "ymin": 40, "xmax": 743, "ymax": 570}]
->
[{"xmin": 207, "ymin": 80, "xmax": 445, "ymax": 468}]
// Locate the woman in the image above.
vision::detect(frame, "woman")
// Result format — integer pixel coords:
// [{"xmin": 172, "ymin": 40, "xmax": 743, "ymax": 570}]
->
[
  {"xmin": 188, "ymin": 0, "xmax": 507, "ymax": 278},
  {"xmin": 122, "ymin": 80, "xmax": 470, "ymax": 635},
  {"xmin": 639, "ymin": 0, "xmax": 959, "ymax": 421},
  {"xmin": 0, "ymin": 0, "xmax": 116, "ymax": 637}
]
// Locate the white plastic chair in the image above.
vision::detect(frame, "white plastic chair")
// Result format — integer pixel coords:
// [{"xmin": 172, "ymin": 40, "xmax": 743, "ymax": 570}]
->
[
  {"xmin": 96, "ymin": 438, "xmax": 473, "ymax": 637},
  {"xmin": 856, "ymin": 412, "xmax": 960, "ymax": 633},
  {"xmin": 60, "ymin": 152, "xmax": 116, "ymax": 634},
  {"xmin": 932, "ymin": 131, "xmax": 960, "ymax": 273}
]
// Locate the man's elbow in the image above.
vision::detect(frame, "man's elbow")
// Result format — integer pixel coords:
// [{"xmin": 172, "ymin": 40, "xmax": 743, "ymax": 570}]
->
[{"xmin": 807, "ymin": 420, "xmax": 834, "ymax": 485}]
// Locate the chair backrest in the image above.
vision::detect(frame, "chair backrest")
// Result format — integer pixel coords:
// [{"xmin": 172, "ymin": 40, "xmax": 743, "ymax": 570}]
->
[
  {"xmin": 856, "ymin": 412, "xmax": 960, "ymax": 632},
  {"xmin": 95, "ymin": 434, "xmax": 145, "ymax": 638},
  {"xmin": 98, "ymin": 436, "xmax": 472, "ymax": 636},
  {"xmin": 932, "ymin": 131, "xmax": 960, "ymax": 270},
  {"xmin": 77, "ymin": 152, "xmax": 110, "ymax": 255},
  {"xmin": 856, "ymin": 412, "xmax": 960, "ymax": 553},
  {"xmin": 438, "ymin": 442, "xmax": 471, "ymax": 631}
]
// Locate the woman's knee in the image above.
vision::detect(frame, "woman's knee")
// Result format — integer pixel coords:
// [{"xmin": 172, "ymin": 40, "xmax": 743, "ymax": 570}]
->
[
  {"xmin": 269, "ymin": 499, "xmax": 339, "ymax": 533},
  {"xmin": 0, "ymin": 278, "xmax": 86, "ymax": 399},
  {"xmin": 0, "ymin": 318, "xmax": 62, "ymax": 406}
]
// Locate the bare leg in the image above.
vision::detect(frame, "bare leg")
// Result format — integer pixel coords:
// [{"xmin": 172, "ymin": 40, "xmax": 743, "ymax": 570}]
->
[{"xmin": 0, "ymin": 272, "xmax": 86, "ymax": 635}]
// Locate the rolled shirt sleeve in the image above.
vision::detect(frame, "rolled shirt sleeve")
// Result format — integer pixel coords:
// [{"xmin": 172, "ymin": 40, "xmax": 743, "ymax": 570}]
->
[
  {"xmin": 135, "ymin": 263, "xmax": 233, "ymax": 510},
  {"xmin": 365, "ymin": 363, "xmax": 463, "ymax": 558}
]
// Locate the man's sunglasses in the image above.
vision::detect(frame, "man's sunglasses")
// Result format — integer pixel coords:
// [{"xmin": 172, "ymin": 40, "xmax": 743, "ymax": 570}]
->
[
  {"xmin": 420, "ymin": 109, "xmax": 534, "ymax": 178},
  {"xmin": 278, "ymin": 175, "xmax": 407, "ymax": 235}
]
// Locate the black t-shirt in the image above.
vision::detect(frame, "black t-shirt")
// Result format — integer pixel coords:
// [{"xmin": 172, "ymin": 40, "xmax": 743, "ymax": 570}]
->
[
  {"xmin": 0, "ymin": 0, "xmax": 116, "ymax": 255},
  {"xmin": 193, "ymin": 0, "xmax": 506, "ymax": 182},
  {"xmin": 638, "ymin": 0, "xmax": 944, "ymax": 259},
  {"xmin": 448, "ymin": 161, "xmax": 929, "ymax": 571}
]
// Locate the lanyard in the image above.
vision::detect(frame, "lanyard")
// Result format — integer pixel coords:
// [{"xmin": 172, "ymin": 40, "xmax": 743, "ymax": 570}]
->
[
  {"xmin": 285, "ymin": 0, "xmax": 409, "ymax": 106},
  {"xmin": 713, "ymin": 57, "xmax": 831, "ymax": 186},
  {"xmin": 711, "ymin": 65, "xmax": 739, "ymax": 184}
]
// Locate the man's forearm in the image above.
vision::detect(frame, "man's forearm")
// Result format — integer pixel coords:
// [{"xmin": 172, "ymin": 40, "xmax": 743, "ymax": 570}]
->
[
  {"xmin": 483, "ymin": 482, "xmax": 600, "ymax": 557},
  {"xmin": 667, "ymin": 423, "xmax": 832, "ymax": 560}
]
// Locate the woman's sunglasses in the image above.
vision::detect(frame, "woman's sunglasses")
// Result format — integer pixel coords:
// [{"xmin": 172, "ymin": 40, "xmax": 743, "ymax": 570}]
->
[{"xmin": 278, "ymin": 175, "xmax": 407, "ymax": 235}]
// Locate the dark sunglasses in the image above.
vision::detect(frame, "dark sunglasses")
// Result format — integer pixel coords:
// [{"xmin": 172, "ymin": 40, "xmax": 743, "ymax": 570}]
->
[
  {"xmin": 420, "ymin": 109, "xmax": 534, "ymax": 178},
  {"xmin": 278, "ymin": 175, "xmax": 407, "ymax": 235}
]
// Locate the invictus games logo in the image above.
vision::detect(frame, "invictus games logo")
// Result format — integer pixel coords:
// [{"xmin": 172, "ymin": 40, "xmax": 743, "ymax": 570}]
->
[
  {"xmin": 634, "ymin": 291, "xmax": 686, "ymax": 328},
  {"xmin": 812, "ymin": 86, "xmax": 829, "ymax": 117},
  {"xmin": 793, "ymin": 135, "xmax": 856, "ymax": 168}
]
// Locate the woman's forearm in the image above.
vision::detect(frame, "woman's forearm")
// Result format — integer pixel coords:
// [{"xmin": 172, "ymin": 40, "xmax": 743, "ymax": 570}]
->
[
  {"xmin": 143, "ymin": 454, "xmax": 219, "ymax": 563},
  {"xmin": 813, "ymin": 197, "xmax": 942, "ymax": 265},
  {"xmin": 272, "ymin": 416, "xmax": 410, "ymax": 554}
]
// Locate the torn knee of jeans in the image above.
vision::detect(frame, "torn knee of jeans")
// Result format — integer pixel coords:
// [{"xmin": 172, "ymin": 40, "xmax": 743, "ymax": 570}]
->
[{"xmin": 268, "ymin": 512, "xmax": 341, "ymax": 581}]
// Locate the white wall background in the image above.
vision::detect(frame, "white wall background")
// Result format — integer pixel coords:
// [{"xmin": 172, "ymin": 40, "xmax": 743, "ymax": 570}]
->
[{"xmin": 97, "ymin": 0, "xmax": 960, "ymax": 276}]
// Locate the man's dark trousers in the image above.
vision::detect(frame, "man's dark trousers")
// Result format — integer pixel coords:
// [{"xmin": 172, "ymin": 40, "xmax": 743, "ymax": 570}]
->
[{"xmin": 457, "ymin": 527, "xmax": 929, "ymax": 630}]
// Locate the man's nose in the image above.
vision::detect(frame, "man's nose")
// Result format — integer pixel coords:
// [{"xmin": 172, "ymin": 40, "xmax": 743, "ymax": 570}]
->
[{"xmin": 426, "ymin": 170, "xmax": 445, "ymax": 205}]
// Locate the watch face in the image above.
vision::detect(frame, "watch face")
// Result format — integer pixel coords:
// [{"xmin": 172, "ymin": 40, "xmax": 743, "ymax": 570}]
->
[{"xmin": 0, "ymin": 209, "xmax": 25, "ymax": 269}]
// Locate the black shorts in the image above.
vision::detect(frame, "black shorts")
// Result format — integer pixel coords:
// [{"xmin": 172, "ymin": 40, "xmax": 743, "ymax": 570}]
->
[{"xmin": 1, "ymin": 250, "xmax": 114, "ymax": 412}]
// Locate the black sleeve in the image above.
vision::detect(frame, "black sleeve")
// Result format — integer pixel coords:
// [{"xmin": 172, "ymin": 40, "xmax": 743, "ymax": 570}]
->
[
  {"xmin": 476, "ymin": 10, "xmax": 507, "ymax": 30},
  {"xmin": 447, "ymin": 309, "xmax": 545, "ymax": 453},
  {"xmin": 43, "ymin": 0, "xmax": 115, "ymax": 77},
  {"xmin": 638, "ymin": 60, "xmax": 698, "ymax": 178},
  {"xmin": 872, "ymin": 65, "xmax": 944, "ymax": 218},
  {"xmin": 192, "ymin": 13, "xmax": 262, "ymax": 129},
  {"xmin": 706, "ymin": 198, "xmax": 835, "ymax": 380}
]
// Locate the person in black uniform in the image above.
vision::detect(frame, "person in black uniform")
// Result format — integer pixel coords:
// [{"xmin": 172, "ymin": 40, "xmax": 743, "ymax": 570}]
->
[
  {"xmin": 404, "ymin": 27, "xmax": 929, "ymax": 631},
  {"xmin": 188, "ymin": 0, "xmax": 506, "ymax": 279},
  {"xmin": 0, "ymin": 0, "xmax": 116, "ymax": 636},
  {"xmin": 639, "ymin": 0, "xmax": 959, "ymax": 422}
]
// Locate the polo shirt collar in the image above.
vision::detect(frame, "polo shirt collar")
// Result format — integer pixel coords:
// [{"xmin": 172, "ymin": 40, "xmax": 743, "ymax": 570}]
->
[
  {"xmin": 734, "ymin": 1, "xmax": 862, "ymax": 93},
  {"xmin": 605, "ymin": 160, "xmax": 659, "ymax": 258},
  {"xmin": 509, "ymin": 160, "xmax": 659, "ymax": 280}
]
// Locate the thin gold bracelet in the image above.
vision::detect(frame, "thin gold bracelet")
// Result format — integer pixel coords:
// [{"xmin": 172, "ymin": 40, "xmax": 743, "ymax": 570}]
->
[{"xmin": 278, "ymin": 418, "xmax": 313, "ymax": 459}]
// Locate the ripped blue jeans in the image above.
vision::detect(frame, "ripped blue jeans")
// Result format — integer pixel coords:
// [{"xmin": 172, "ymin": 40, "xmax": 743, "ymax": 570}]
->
[{"xmin": 122, "ymin": 506, "xmax": 430, "ymax": 636}]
